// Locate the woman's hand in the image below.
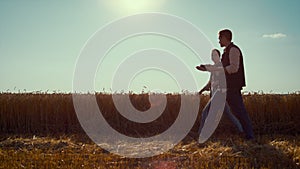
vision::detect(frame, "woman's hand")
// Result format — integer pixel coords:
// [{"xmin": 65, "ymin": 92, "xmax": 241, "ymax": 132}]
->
[{"xmin": 196, "ymin": 65, "xmax": 207, "ymax": 71}]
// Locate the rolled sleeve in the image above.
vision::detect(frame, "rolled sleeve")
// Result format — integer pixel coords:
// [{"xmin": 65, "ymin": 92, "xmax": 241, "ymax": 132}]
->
[{"xmin": 225, "ymin": 47, "xmax": 240, "ymax": 74}]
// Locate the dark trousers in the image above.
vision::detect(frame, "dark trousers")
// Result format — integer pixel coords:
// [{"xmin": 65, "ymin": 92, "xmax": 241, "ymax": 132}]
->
[
  {"xmin": 226, "ymin": 89, "xmax": 254, "ymax": 139},
  {"xmin": 198, "ymin": 97, "xmax": 243, "ymax": 135}
]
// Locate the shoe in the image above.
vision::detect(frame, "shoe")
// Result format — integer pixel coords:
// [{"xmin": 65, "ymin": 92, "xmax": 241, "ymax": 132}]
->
[
  {"xmin": 196, "ymin": 142, "xmax": 206, "ymax": 148},
  {"xmin": 188, "ymin": 131, "xmax": 199, "ymax": 139},
  {"xmin": 245, "ymin": 135, "xmax": 255, "ymax": 140}
]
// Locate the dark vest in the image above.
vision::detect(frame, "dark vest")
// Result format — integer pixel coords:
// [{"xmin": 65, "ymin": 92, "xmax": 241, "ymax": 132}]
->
[{"xmin": 221, "ymin": 43, "xmax": 246, "ymax": 89}]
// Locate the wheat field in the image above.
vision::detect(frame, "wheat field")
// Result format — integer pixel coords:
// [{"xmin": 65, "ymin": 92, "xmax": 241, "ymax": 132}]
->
[{"xmin": 0, "ymin": 92, "xmax": 299, "ymax": 168}]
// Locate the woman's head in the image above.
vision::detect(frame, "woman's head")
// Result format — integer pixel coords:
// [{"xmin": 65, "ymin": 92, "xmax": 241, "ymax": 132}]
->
[{"xmin": 211, "ymin": 49, "xmax": 220, "ymax": 63}]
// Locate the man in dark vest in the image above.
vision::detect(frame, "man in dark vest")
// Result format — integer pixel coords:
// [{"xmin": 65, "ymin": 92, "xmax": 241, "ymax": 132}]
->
[
  {"xmin": 197, "ymin": 29, "xmax": 254, "ymax": 140},
  {"xmin": 218, "ymin": 29, "xmax": 254, "ymax": 140}
]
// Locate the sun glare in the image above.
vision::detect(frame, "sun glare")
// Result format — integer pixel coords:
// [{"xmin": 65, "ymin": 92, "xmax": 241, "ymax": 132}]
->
[{"xmin": 104, "ymin": 0, "xmax": 167, "ymax": 15}]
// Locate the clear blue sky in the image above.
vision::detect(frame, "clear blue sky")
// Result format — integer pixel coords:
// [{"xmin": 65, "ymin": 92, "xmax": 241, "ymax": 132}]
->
[{"xmin": 1, "ymin": 0, "xmax": 299, "ymax": 93}]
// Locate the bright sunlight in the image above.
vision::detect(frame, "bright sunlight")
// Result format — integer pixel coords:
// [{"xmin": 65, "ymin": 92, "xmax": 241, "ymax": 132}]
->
[{"xmin": 103, "ymin": 0, "xmax": 167, "ymax": 15}]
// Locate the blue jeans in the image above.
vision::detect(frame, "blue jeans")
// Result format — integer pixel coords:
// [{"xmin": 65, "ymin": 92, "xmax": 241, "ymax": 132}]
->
[
  {"xmin": 226, "ymin": 89, "xmax": 254, "ymax": 139},
  {"xmin": 198, "ymin": 99, "xmax": 244, "ymax": 135}
]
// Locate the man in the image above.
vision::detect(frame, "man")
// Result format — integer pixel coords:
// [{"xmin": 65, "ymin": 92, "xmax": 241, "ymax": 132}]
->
[
  {"xmin": 201, "ymin": 29, "xmax": 254, "ymax": 140},
  {"xmin": 218, "ymin": 29, "xmax": 254, "ymax": 140}
]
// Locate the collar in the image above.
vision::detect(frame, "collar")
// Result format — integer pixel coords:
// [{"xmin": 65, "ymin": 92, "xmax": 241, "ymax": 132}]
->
[{"xmin": 224, "ymin": 42, "xmax": 234, "ymax": 53}]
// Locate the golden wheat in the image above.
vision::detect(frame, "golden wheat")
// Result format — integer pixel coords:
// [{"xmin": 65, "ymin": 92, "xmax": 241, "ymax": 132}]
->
[{"xmin": 0, "ymin": 93, "xmax": 299, "ymax": 135}]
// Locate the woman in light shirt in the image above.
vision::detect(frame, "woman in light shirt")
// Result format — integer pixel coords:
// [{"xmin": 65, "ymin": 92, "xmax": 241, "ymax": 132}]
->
[{"xmin": 196, "ymin": 49, "xmax": 243, "ymax": 134}]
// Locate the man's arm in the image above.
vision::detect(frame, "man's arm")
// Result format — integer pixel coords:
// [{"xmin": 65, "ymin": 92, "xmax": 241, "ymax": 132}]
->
[{"xmin": 225, "ymin": 47, "xmax": 240, "ymax": 74}]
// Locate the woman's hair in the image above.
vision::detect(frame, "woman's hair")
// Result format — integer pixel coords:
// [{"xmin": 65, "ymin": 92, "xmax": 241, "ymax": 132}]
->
[
  {"xmin": 211, "ymin": 49, "xmax": 221, "ymax": 63},
  {"xmin": 212, "ymin": 49, "xmax": 220, "ymax": 57}
]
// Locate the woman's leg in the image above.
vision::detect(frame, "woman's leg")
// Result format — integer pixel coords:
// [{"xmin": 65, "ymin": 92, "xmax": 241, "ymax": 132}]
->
[{"xmin": 198, "ymin": 101, "xmax": 211, "ymax": 134}]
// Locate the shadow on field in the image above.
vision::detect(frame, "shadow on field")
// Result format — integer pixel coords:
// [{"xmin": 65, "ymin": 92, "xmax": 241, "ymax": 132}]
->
[
  {"xmin": 184, "ymin": 115, "xmax": 300, "ymax": 168},
  {"xmin": 226, "ymin": 136, "xmax": 299, "ymax": 168}
]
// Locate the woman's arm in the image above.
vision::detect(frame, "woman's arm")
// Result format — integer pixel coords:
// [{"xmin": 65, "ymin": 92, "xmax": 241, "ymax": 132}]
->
[{"xmin": 199, "ymin": 79, "xmax": 211, "ymax": 94}]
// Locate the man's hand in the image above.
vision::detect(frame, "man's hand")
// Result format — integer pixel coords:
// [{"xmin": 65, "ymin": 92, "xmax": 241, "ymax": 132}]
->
[{"xmin": 196, "ymin": 65, "xmax": 207, "ymax": 71}]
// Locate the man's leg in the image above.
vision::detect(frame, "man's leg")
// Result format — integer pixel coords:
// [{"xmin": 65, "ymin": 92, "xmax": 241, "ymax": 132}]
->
[
  {"xmin": 223, "ymin": 102, "xmax": 244, "ymax": 132},
  {"xmin": 227, "ymin": 89, "xmax": 254, "ymax": 139}
]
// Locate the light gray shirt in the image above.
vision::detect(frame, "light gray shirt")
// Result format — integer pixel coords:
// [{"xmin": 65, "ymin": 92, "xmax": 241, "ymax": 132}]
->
[
  {"xmin": 224, "ymin": 46, "xmax": 240, "ymax": 74},
  {"xmin": 205, "ymin": 45, "xmax": 241, "ymax": 74}
]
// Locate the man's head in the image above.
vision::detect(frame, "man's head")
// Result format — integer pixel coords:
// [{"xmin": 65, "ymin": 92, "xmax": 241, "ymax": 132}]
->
[{"xmin": 218, "ymin": 29, "xmax": 232, "ymax": 47}]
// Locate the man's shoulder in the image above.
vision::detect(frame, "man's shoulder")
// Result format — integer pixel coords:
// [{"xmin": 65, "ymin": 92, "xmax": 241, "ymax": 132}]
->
[
  {"xmin": 229, "ymin": 43, "xmax": 239, "ymax": 49},
  {"xmin": 229, "ymin": 46, "xmax": 241, "ymax": 56},
  {"xmin": 230, "ymin": 43, "xmax": 242, "ymax": 52}
]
